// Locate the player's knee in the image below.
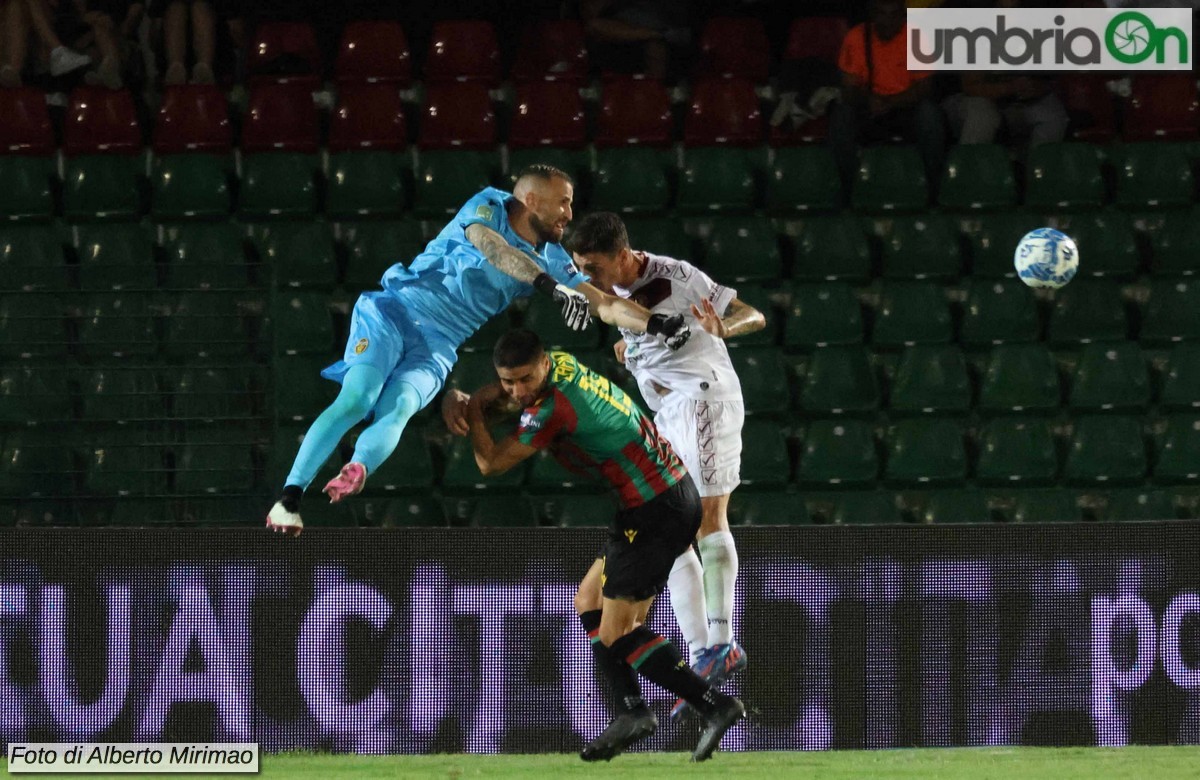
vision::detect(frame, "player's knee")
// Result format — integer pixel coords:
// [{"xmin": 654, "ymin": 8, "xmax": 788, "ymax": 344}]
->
[
  {"xmin": 331, "ymin": 386, "xmax": 376, "ymax": 420},
  {"xmin": 574, "ymin": 585, "xmax": 601, "ymax": 615}
]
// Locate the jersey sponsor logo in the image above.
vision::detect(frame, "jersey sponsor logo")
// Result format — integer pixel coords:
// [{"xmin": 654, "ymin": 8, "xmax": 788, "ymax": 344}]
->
[
  {"xmin": 475, "ymin": 204, "xmax": 494, "ymax": 221},
  {"xmin": 520, "ymin": 411, "xmax": 541, "ymax": 431},
  {"xmin": 624, "ymin": 528, "xmax": 638, "ymax": 544},
  {"xmin": 354, "ymin": 338, "xmax": 369, "ymax": 354}
]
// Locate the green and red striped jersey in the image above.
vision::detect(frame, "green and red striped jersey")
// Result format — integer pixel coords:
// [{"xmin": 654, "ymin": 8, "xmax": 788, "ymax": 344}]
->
[{"xmin": 515, "ymin": 351, "xmax": 686, "ymax": 508}]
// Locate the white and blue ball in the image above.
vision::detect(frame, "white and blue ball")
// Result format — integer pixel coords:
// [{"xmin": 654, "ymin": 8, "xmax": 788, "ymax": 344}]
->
[{"xmin": 1014, "ymin": 228, "xmax": 1079, "ymax": 289}]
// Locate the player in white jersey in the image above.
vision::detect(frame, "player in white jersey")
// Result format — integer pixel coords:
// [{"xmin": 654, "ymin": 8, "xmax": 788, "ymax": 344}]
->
[{"xmin": 567, "ymin": 212, "xmax": 766, "ymax": 720}]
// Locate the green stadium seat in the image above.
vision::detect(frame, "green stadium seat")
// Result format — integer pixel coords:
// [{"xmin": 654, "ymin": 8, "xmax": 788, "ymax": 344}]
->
[
  {"xmin": 938, "ymin": 144, "xmax": 1017, "ymax": 211},
  {"xmin": 703, "ymin": 216, "xmax": 782, "ymax": 283},
  {"xmin": 884, "ymin": 418, "xmax": 967, "ymax": 486},
  {"xmin": 878, "ymin": 214, "xmax": 962, "ymax": 281},
  {"xmin": 1025, "ymin": 142, "xmax": 1103, "ymax": 211},
  {"xmin": 175, "ymin": 496, "xmax": 260, "ymax": 526},
  {"xmin": 325, "ymin": 150, "xmax": 409, "ymax": 218},
  {"xmin": 888, "ymin": 344, "xmax": 971, "ymax": 416},
  {"xmin": 0, "ymin": 155, "xmax": 54, "ymax": 221},
  {"xmin": 728, "ymin": 346, "xmax": 790, "ymax": 414},
  {"xmin": 1161, "ymin": 342, "xmax": 1200, "ymax": 411},
  {"xmin": 77, "ymin": 294, "xmax": 158, "ymax": 359},
  {"xmin": 728, "ymin": 490, "xmax": 809, "ymax": 525},
  {"xmin": 961, "ymin": 211, "xmax": 1031, "ymax": 278},
  {"xmin": 354, "ymin": 495, "xmax": 447, "ymax": 528},
  {"xmin": 79, "ymin": 367, "xmax": 161, "ymax": 422},
  {"xmin": 793, "ymin": 215, "xmax": 871, "ymax": 283},
  {"xmin": 1150, "ymin": 208, "xmax": 1200, "ymax": 276},
  {"xmin": 469, "ymin": 494, "xmax": 538, "ymax": 527},
  {"xmin": 0, "ymin": 364, "xmax": 72, "ymax": 424},
  {"xmin": 361, "ymin": 429, "xmax": 436, "ymax": 493},
  {"xmin": 590, "ymin": 147, "xmax": 671, "ymax": 215},
  {"xmin": 151, "ymin": 153, "xmax": 232, "ymax": 219},
  {"xmin": 1105, "ymin": 487, "xmax": 1175, "ymax": 521},
  {"xmin": 412, "ymin": 150, "xmax": 495, "ymax": 219},
  {"xmin": 523, "ymin": 296, "xmax": 600, "ymax": 350},
  {"xmin": 83, "ymin": 430, "xmax": 167, "ymax": 497},
  {"xmin": 975, "ymin": 417, "xmax": 1058, "ymax": 486},
  {"xmin": 75, "ymin": 223, "xmax": 157, "ymax": 291},
  {"xmin": 1112, "ymin": 142, "xmax": 1193, "ymax": 209},
  {"xmin": 871, "ymin": 281, "xmax": 952, "ymax": 349},
  {"xmin": 919, "ymin": 488, "xmax": 990, "ymax": 524},
  {"xmin": 63, "ymin": 154, "xmax": 143, "ymax": 220},
  {"xmin": 623, "ymin": 217, "xmax": 693, "ymax": 259},
  {"xmin": 1063, "ymin": 415, "xmax": 1146, "ymax": 485},
  {"xmin": 1154, "ymin": 415, "xmax": 1200, "ymax": 483},
  {"xmin": 269, "ymin": 292, "xmax": 335, "ymax": 355},
  {"xmin": 341, "ymin": 220, "xmax": 426, "ymax": 290},
  {"xmin": 0, "ymin": 224, "xmax": 69, "ymax": 292},
  {"xmin": 1051, "ymin": 210, "xmax": 1137, "ymax": 279},
  {"xmin": 677, "ymin": 147, "xmax": 758, "ymax": 213},
  {"xmin": 533, "ymin": 492, "xmax": 616, "ymax": 527},
  {"xmin": 805, "ymin": 490, "xmax": 899, "ymax": 525},
  {"xmin": 784, "ymin": 282, "xmax": 862, "ymax": 350},
  {"xmin": 165, "ymin": 292, "xmax": 248, "ymax": 358},
  {"xmin": 1046, "ymin": 278, "xmax": 1127, "ymax": 346},
  {"xmin": 274, "ymin": 356, "xmax": 337, "ymax": 422},
  {"xmin": 174, "ymin": 427, "xmax": 255, "ymax": 494},
  {"xmin": 850, "ymin": 145, "xmax": 928, "ymax": 213},
  {"xmin": 977, "ymin": 343, "xmax": 1060, "ymax": 415},
  {"xmin": 740, "ymin": 418, "xmax": 791, "ymax": 487},
  {"xmin": 441, "ymin": 435, "xmax": 525, "ymax": 491},
  {"xmin": 796, "ymin": 419, "xmax": 877, "ymax": 488},
  {"xmin": 1068, "ymin": 341, "xmax": 1149, "ymax": 412},
  {"xmin": 0, "ymin": 431, "xmax": 75, "ymax": 498},
  {"xmin": 727, "ymin": 285, "xmax": 777, "ymax": 346},
  {"xmin": 990, "ymin": 488, "xmax": 1081, "ymax": 523},
  {"xmin": 252, "ymin": 221, "xmax": 337, "ymax": 289},
  {"xmin": 0, "ymin": 295, "xmax": 68, "ymax": 359},
  {"xmin": 797, "ymin": 345, "xmax": 880, "ymax": 416},
  {"xmin": 170, "ymin": 364, "xmax": 254, "ymax": 422},
  {"xmin": 1141, "ymin": 278, "xmax": 1200, "ymax": 344},
  {"xmin": 766, "ymin": 146, "xmax": 841, "ymax": 213},
  {"xmin": 162, "ymin": 221, "xmax": 250, "ymax": 290},
  {"xmin": 446, "ymin": 351, "xmax": 501, "ymax": 395},
  {"xmin": 959, "ymin": 278, "xmax": 1040, "ymax": 348},
  {"xmin": 265, "ymin": 423, "xmax": 339, "ymax": 488},
  {"xmin": 239, "ymin": 152, "xmax": 318, "ymax": 219}
]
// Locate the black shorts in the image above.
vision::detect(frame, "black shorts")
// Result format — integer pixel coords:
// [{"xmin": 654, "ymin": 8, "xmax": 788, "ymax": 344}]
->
[{"xmin": 601, "ymin": 476, "xmax": 701, "ymax": 601}]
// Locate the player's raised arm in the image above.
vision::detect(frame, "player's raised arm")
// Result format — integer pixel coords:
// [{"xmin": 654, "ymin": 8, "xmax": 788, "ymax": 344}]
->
[
  {"xmin": 689, "ymin": 297, "xmax": 767, "ymax": 340},
  {"xmin": 575, "ymin": 281, "xmax": 692, "ymax": 350},
  {"xmin": 465, "ymin": 383, "xmax": 538, "ymax": 476}
]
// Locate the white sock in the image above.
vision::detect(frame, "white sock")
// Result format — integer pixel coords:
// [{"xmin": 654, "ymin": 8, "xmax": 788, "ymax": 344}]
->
[
  {"xmin": 667, "ymin": 547, "xmax": 708, "ymax": 664},
  {"xmin": 698, "ymin": 530, "xmax": 738, "ymax": 646}
]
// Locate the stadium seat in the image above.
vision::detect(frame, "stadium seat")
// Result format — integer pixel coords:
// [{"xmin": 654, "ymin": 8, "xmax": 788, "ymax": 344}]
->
[
  {"xmin": 0, "ymin": 295, "xmax": 68, "ymax": 359},
  {"xmin": 1046, "ymin": 278, "xmax": 1128, "ymax": 345},
  {"xmin": 765, "ymin": 146, "xmax": 842, "ymax": 213},
  {"xmin": 269, "ymin": 292, "xmax": 334, "ymax": 355},
  {"xmin": 677, "ymin": 147, "xmax": 759, "ymax": 213},
  {"xmin": 1059, "ymin": 74, "xmax": 1116, "ymax": 143},
  {"xmin": 162, "ymin": 222, "xmax": 249, "ymax": 290},
  {"xmin": 878, "ymin": 214, "xmax": 962, "ymax": 281},
  {"xmin": 938, "ymin": 144, "xmax": 1017, "ymax": 211},
  {"xmin": 990, "ymin": 488, "xmax": 1081, "ymax": 523},
  {"xmin": 360, "ymin": 429, "xmax": 436, "ymax": 493},
  {"xmin": 423, "ymin": 20, "xmax": 502, "ymax": 85},
  {"xmin": 469, "ymin": 495, "xmax": 537, "ymax": 527},
  {"xmin": 83, "ymin": 430, "xmax": 167, "ymax": 496},
  {"xmin": 418, "ymin": 83, "xmax": 496, "ymax": 150},
  {"xmin": 341, "ymin": 220, "xmax": 426, "ymax": 290},
  {"xmin": 523, "ymin": 297, "xmax": 599, "ymax": 350},
  {"xmin": 703, "ymin": 216, "xmax": 782, "ymax": 282},
  {"xmin": 918, "ymin": 489, "xmax": 990, "ymax": 524},
  {"xmin": 784, "ymin": 16, "xmax": 850, "ymax": 63},
  {"xmin": 0, "ymin": 364, "xmax": 72, "ymax": 424},
  {"xmin": 796, "ymin": 419, "xmax": 877, "ymax": 488},
  {"xmin": 326, "ymin": 151, "xmax": 409, "ymax": 218},
  {"xmin": 328, "ymin": 84, "xmax": 408, "ymax": 152},
  {"xmin": 850, "ymin": 146, "xmax": 928, "ymax": 213},
  {"xmin": 1161, "ymin": 342, "xmax": 1200, "ymax": 411},
  {"xmin": 174, "ymin": 427, "xmax": 254, "ymax": 493},
  {"xmin": 1112, "ymin": 143, "xmax": 1193, "ymax": 209},
  {"xmin": 63, "ymin": 155, "xmax": 143, "ymax": 220},
  {"xmin": 884, "ymin": 418, "xmax": 967, "ymax": 486},
  {"xmin": 445, "ymin": 351, "xmax": 503, "ymax": 396},
  {"xmin": 152, "ymin": 84, "xmax": 232, "ymax": 153},
  {"xmin": 239, "ymin": 153, "xmax": 318, "ymax": 219},
  {"xmin": 693, "ymin": 17, "xmax": 770, "ymax": 81},
  {"xmin": 0, "ymin": 87, "xmax": 54, "ymax": 154},
  {"xmin": 411, "ymin": 150, "xmax": 495, "ymax": 219},
  {"xmin": 63, "ymin": 87, "xmax": 141, "ymax": 155},
  {"xmin": 872, "ymin": 281, "xmax": 952, "ymax": 349},
  {"xmin": 962, "ymin": 211, "xmax": 1031, "ymax": 277},
  {"xmin": 164, "ymin": 292, "xmax": 248, "ymax": 358},
  {"xmin": 265, "ymin": 424, "xmax": 334, "ymax": 490},
  {"xmin": 442, "ymin": 435, "xmax": 525, "ymax": 491},
  {"xmin": 241, "ymin": 83, "xmax": 319, "ymax": 153},
  {"xmin": 623, "ymin": 217, "xmax": 692, "ymax": 259},
  {"xmin": 510, "ymin": 20, "xmax": 588, "ymax": 84},
  {"xmin": 1154, "ymin": 415, "xmax": 1200, "ymax": 483},
  {"xmin": 740, "ymin": 418, "xmax": 792, "ymax": 488},
  {"xmin": 1139, "ymin": 279, "xmax": 1200, "ymax": 344},
  {"xmin": 354, "ymin": 495, "xmax": 446, "ymax": 528},
  {"xmin": 335, "ymin": 20, "xmax": 412, "ymax": 85},
  {"xmin": 977, "ymin": 343, "xmax": 1061, "ymax": 415},
  {"xmin": 684, "ymin": 77, "xmax": 763, "ymax": 146},
  {"xmin": 959, "ymin": 278, "xmax": 1040, "ymax": 348},
  {"xmin": 797, "ymin": 345, "xmax": 880, "ymax": 416},
  {"xmin": 793, "ymin": 215, "xmax": 871, "ymax": 283},
  {"xmin": 975, "ymin": 417, "xmax": 1058, "ymax": 486},
  {"xmin": 1024, "ymin": 142, "xmax": 1103, "ymax": 210},
  {"xmin": 0, "ymin": 156, "xmax": 54, "ymax": 222},
  {"xmin": 151, "ymin": 154, "xmax": 232, "ymax": 219},
  {"xmin": 888, "ymin": 344, "xmax": 970, "ymax": 416},
  {"xmin": 170, "ymin": 364, "xmax": 253, "ymax": 422},
  {"xmin": 506, "ymin": 148, "xmax": 587, "ymax": 188},
  {"xmin": 77, "ymin": 294, "xmax": 157, "ymax": 359},
  {"xmin": 246, "ymin": 21, "xmax": 322, "ymax": 86},
  {"xmin": 729, "ymin": 346, "xmax": 790, "ymax": 414},
  {"xmin": 1049, "ymin": 210, "xmax": 1137, "ymax": 279},
  {"xmin": 0, "ymin": 225, "xmax": 68, "ymax": 292},
  {"xmin": 75, "ymin": 223, "xmax": 156, "ymax": 291},
  {"xmin": 508, "ymin": 80, "xmax": 586, "ymax": 150},
  {"xmin": 1150, "ymin": 208, "xmax": 1200, "ymax": 276},
  {"xmin": 784, "ymin": 282, "xmax": 862, "ymax": 350},
  {"xmin": 1068, "ymin": 341, "xmax": 1149, "ymax": 412},
  {"xmin": 247, "ymin": 220, "xmax": 333, "ymax": 290},
  {"xmin": 594, "ymin": 76, "xmax": 673, "ymax": 148},
  {"xmin": 0, "ymin": 431, "xmax": 74, "ymax": 498},
  {"xmin": 79, "ymin": 366, "xmax": 160, "ymax": 422},
  {"xmin": 274, "ymin": 356, "xmax": 337, "ymax": 422},
  {"xmin": 728, "ymin": 490, "xmax": 809, "ymax": 526},
  {"xmin": 535, "ymin": 492, "xmax": 615, "ymax": 527},
  {"xmin": 806, "ymin": 490, "xmax": 899, "ymax": 525},
  {"xmin": 1098, "ymin": 488, "xmax": 1174, "ymax": 521},
  {"xmin": 1123, "ymin": 73, "xmax": 1199, "ymax": 141},
  {"xmin": 590, "ymin": 147, "xmax": 671, "ymax": 214},
  {"xmin": 1063, "ymin": 415, "xmax": 1147, "ymax": 485}
]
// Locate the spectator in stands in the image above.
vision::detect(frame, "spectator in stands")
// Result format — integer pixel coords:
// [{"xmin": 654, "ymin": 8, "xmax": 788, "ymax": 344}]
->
[
  {"xmin": 827, "ymin": 0, "xmax": 945, "ymax": 188},
  {"xmin": 0, "ymin": 0, "xmax": 92, "ymax": 87},
  {"xmin": 580, "ymin": 0, "xmax": 692, "ymax": 81},
  {"xmin": 79, "ymin": 0, "xmax": 144, "ymax": 90},
  {"xmin": 155, "ymin": 0, "xmax": 217, "ymax": 84}
]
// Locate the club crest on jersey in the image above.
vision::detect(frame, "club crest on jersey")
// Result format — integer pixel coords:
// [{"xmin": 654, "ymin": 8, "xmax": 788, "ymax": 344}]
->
[
  {"xmin": 475, "ymin": 204, "xmax": 494, "ymax": 221},
  {"xmin": 624, "ymin": 528, "xmax": 638, "ymax": 544},
  {"xmin": 354, "ymin": 338, "xmax": 369, "ymax": 354}
]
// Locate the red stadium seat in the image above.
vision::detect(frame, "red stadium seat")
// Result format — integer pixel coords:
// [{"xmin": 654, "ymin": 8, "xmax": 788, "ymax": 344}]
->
[
  {"xmin": 508, "ymin": 80, "xmax": 586, "ymax": 149},
  {"xmin": 684, "ymin": 77, "xmax": 763, "ymax": 146},
  {"xmin": 424, "ymin": 20, "xmax": 501, "ymax": 85},
  {"xmin": 593, "ymin": 76, "xmax": 673, "ymax": 148},
  {"xmin": 335, "ymin": 20, "xmax": 412, "ymax": 85},
  {"xmin": 1123, "ymin": 74, "xmax": 1199, "ymax": 141},
  {"xmin": 328, "ymin": 84, "xmax": 407, "ymax": 152},
  {"xmin": 770, "ymin": 115, "xmax": 829, "ymax": 146},
  {"xmin": 63, "ymin": 87, "xmax": 141, "ymax": 155},
  {"xmin": 510, "ymin": 20, "xmax": 588, "ymax": 84},
  {"xmin": 418, "ymin": 83, "xmax": 496, "ymax": 150},
  {"xmin": 785, "ymin": 16, "xmax": 850, "ymax": 63},
  {"xmin": 241, "ymin": 83, "xmax": 319, "ymax": 153},
  {"xmin": 153, "ymin": 84, "xmax": 232, "ymax": 154},
  {"xmin": 1058, "ymin": 74, "xmax": 1116, "ymax": 143},
  {"xmin": 694, "ymin": 17, "xmax": 770, "ymax": 81},
  {"xmin": 247, "ymin": 21, "xmax": 322, "ymax": 86},
  {"xmin": 0, "ymin": 87, "xmax": 54, "ymax": 155}
]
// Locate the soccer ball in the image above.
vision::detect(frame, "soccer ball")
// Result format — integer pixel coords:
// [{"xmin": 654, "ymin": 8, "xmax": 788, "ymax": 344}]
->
[{"xmin": 1014, "ymin": 228, "xmax": 1079, "ymax": 289}]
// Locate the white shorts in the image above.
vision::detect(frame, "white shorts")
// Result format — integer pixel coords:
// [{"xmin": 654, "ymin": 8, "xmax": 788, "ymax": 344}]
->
[{"xmin": 653, "ymin": 396, "xmax": 744, "ymax": 498}]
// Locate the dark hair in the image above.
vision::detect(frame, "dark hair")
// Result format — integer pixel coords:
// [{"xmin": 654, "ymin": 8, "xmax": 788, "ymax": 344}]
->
[
  {"xmin": 493, "ymin": 328, "xmax": 545, "ymax": 369},
  {"xmin": 516, "ymin": 164, "xmax": 574, "ymax": 186},
  {"xmin": 565, "ymin": 211, "xmax": 630, "ymax": 256}
]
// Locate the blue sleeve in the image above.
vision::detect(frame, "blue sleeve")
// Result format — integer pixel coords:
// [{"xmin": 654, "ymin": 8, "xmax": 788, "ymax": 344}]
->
[
  {"xmin": 457, "ymin": 189, "xmax": 508, "ymax": 234},
  {"xmin": 545, "ymin": 244, "xmax": 589, "ymax": 289}
]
